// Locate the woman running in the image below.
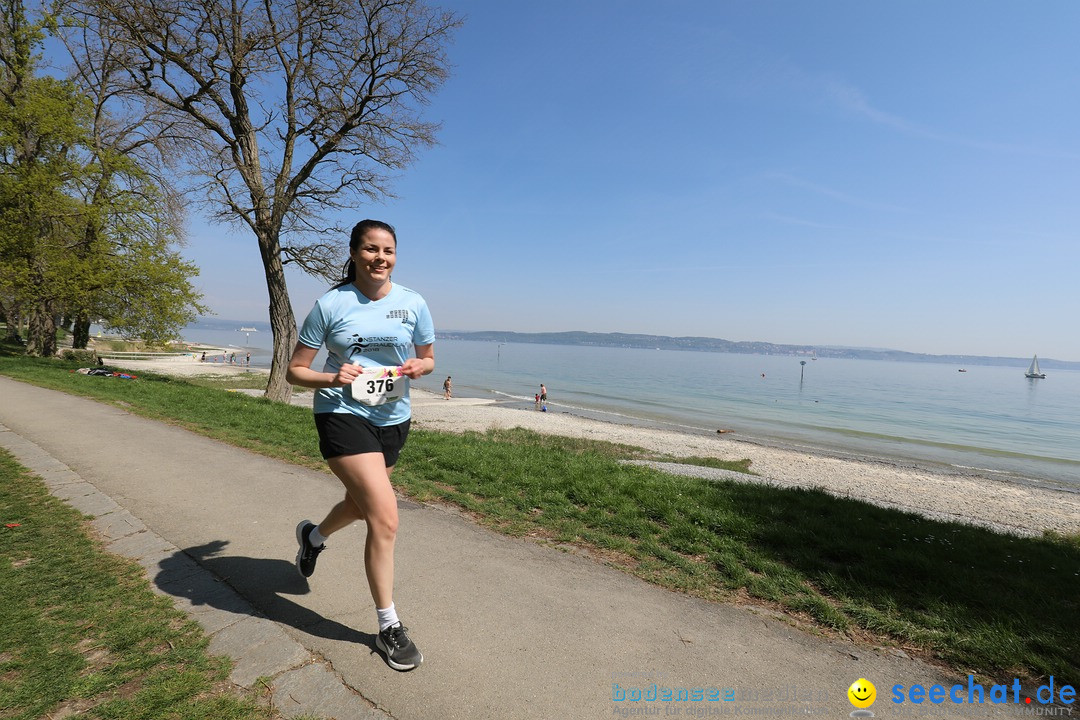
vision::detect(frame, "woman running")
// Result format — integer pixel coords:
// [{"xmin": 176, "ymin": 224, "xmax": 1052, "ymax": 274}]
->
[{"xmin": 287, "ymin": 219, "xmax": 434, "ymax": 671}]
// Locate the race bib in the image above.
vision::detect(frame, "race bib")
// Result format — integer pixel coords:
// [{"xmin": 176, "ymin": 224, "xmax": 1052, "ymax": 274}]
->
[{"xmin": 350, "ymin": 366, "xmax": 408, "ymax": 406}]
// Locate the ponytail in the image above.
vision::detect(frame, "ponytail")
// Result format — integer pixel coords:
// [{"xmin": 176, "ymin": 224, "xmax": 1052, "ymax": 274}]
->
[{"xmin": 333, "ymin": 259, "xmax": 356, "ymax": 289}]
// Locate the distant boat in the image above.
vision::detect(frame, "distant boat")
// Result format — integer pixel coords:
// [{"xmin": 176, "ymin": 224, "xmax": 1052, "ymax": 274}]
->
[
  {"xmin": 1025, "ymin": 355, "xmax": 1046, "ymax": 379},
  {"xmin": 958, "ymin": 369, "xmax": 967, "ymax": 373}
]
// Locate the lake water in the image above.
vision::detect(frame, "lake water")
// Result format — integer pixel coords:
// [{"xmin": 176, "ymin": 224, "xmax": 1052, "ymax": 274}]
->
[
  {"xmin": 178, "ymin": 320, "xmax": 276, "ymax": 365},
  {"xmin": 178, "ymin": 323, "xmax": 1080, "ymax": 491},
  {"xmin": 408, "ymin": 339, "xmax": 1080, "ymax": 492}
]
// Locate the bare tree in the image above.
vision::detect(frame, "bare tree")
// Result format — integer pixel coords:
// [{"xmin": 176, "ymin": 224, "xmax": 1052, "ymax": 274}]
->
[{"xmin": 61, "ymin": 0, "xmax": 461, "ymax": 400}]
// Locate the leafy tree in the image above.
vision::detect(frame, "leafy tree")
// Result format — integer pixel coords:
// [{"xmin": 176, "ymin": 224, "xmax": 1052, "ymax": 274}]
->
[
  {"xmin": 0, "ymin": 0, "xmax": 206, "ymax": 354},
  {"xmin": 64, "ymin": 157, "xmax": 208, "ymax": 346},
  {"xmin": 60, "ymin": 0, "xmax": 461, "ymax": 400},
  {"xmin": 61, "ymin": 22, "xmax": 206, "ymax": 346},
  {"xmin": 0, "ymin": 0, "xmax": 88, "ymax": 357}
]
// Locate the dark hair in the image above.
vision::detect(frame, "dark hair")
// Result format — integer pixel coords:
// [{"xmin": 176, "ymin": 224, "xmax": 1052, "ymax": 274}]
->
[{"xmin": 334, "ymin": 219, "xmax": 398, "ymax": 288}]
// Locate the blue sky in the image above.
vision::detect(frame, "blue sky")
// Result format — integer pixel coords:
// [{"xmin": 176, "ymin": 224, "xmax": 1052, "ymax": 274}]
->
[{"xmin": 183, "ymin": 1, "xmax": 1080, "ymax": 361}]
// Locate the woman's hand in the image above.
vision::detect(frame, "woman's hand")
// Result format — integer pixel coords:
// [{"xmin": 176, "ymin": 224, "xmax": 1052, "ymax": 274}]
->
[
  {"xmin": 400, "ymin": 344, "xmax": 435, "ymax": 379},
  {"xmin": 333, "ymin": 363, "xmax": 364, "ymax": 386},
  {"xmin": 399, "ymin": 358, "xmax": 428, "ymax": 379}
]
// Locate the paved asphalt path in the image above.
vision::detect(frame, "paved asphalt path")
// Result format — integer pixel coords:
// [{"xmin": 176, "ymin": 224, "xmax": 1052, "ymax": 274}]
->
[{"xmin": 0, "ymin": 375, "xmax": 1030, "ymax": 718}]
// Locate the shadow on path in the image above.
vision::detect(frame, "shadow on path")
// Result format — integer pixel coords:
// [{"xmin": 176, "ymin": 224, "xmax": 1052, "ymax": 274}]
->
[{"xmin": 154, "ymin": 540, "xmax": 374, "ymax": 647}]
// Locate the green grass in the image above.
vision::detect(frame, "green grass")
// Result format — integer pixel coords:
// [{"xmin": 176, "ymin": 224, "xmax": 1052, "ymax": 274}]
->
[
  {"xmin": 663, "ymin": 455, "xmax": 756, "ymax": 473},
  {"xmin": 181, "ymin": 372, "xmax": 288, "ymax": 392},
  {"xmin": 0, "ymin": 349, "xmax": 325, "ymax": 471},
  {"xmin": 0, "ymin": 451, "xmax": 284, "ymax": 720},
  {"xmin": 2, "ymin": 346, "xmax": 1078, "ymax": 690}
]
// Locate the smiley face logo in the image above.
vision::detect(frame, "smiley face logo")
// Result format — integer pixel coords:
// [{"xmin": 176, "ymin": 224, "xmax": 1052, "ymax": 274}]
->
[{"xmin": 848, "ymin": 678, "xmax": 876, "ymax": 709}]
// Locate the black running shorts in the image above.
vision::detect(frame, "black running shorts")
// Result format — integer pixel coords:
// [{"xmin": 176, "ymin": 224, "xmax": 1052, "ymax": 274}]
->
[{"xmin": 313, "ymin": 413, "xmax": 411, "ymax": 466}]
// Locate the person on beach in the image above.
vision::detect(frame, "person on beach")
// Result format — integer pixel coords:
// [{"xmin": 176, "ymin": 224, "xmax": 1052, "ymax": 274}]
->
[
  {"xmin": 286, "ymin": 219, "xmax": 435, "ymax": 672},
  {"xmin": 443, "ymin": 376, "xmax": 452, "ymax": 400},
  {"xmin": 540, "ymin": 384, "xmax": 547, "ymax": 404}
]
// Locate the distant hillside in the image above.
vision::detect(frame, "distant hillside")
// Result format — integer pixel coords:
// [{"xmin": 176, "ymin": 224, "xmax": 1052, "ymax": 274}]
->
[{"xmin": 436, "ymin": 330, "xmax": 1080, "ymax": 370}]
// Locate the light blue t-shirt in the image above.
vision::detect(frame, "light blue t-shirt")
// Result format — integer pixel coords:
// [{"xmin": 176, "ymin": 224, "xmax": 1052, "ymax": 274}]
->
[{"xmin": 298, "ymin": 283, "xmax": 435, "ymax": 425}]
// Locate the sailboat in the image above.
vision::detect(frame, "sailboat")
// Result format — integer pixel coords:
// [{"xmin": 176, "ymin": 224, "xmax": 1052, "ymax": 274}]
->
[{"xmin": 1025, "ymin": 355, "xmax": 1046, "ymax": 379}]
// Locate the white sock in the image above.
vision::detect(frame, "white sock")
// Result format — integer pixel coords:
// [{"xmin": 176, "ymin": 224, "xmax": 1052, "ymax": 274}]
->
[
  {"xmin": 308, "ymin": 524, "xmax": 327, "ymax": 547},
  {"xmin": 377, "ymin": 603, "xmax": 400, "ymax": 631}
]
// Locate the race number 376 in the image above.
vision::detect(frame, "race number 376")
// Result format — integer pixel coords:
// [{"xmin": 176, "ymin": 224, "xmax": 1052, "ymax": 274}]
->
[{"xmin": 350, "ymin": 366, "xmax": 408, "ymax": 406}]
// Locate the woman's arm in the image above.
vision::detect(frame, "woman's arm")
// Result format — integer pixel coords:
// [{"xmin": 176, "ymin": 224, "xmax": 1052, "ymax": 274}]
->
[{"xmin": 286, "ymin": 342, "xmax": 363, "ymax": 388}]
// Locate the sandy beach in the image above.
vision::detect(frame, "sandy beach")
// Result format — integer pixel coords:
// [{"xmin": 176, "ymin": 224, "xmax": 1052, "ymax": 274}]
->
[
  {"xmin": 99, "ymin": 349, "xmax": 263, "ymax": 377},
  {"xmin": 102, "ymin": 354, "xmax": 1080, "ymax": 538}
]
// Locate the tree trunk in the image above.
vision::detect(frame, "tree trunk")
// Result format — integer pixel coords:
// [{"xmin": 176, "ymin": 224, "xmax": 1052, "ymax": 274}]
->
[
  {"xmin": 11, "ymin": 312, "xmax": 24, "ymax": 342},
  {"xmin": 1, "ymin": 301, "xmax": 23, "ymax": 342},
  {"xmin": 4, "ymin": 321, "xmax": 20, "ymax": 343},
  {"xmin": 25, "ymin": 300, "xmax": 58, "ymax": 357},
  {"xmin": 72, "ymin": 314, "xmax": 91, "ymax": 349},
  {"xmin": 259, "ymin": 230, "xmax": 298, "ymax": 403}
]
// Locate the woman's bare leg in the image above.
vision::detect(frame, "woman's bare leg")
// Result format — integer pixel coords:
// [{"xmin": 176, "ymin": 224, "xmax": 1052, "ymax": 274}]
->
[
  {"xmin": 326, "ymin": 453, "xmax": 399, "ymax": 608},
  {"xmin": 316, "ymin": 493, "xmax": 365, "ymax": 536}
]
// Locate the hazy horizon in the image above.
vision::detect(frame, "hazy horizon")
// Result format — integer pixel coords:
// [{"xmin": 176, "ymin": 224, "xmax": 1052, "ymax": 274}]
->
[{"xmin": 191, "ymin": 316, "xmax": 1075, "ymax": 364}]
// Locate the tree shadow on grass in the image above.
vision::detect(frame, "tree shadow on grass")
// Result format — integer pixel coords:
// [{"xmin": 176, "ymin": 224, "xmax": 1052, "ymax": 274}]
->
[
  {"xmin": 154, "ymin": 540, "xmax": 373, "ymax": 646},
  {"xmin": 715, "ymin": 482, "xmax": 1080, "ymax": 684}
]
